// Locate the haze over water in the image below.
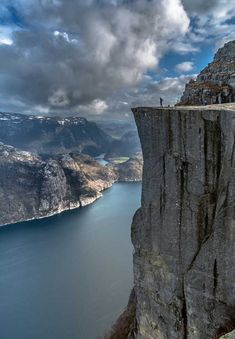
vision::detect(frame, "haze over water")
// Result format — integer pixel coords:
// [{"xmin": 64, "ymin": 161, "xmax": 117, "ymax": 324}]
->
[{"xmin": 0, "ymin": 182, "xmax": 141, "ymax": 339}]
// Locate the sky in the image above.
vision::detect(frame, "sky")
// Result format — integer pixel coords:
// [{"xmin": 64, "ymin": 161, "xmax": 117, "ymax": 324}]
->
[{"xmin": 0, "ymin": 0, "xmax": 234, "ymax": 120}]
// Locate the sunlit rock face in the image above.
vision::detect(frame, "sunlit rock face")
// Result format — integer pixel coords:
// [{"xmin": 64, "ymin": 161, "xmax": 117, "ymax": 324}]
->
[
  {"xmin": 178, "ymin": 40, "xmax": 235, "ymax": 106},
  {"xmin": 131, "ymin": 104, "xmax": 235, "ymax": 339}
]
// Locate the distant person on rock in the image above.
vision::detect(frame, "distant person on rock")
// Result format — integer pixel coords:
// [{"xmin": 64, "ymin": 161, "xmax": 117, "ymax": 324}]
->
[{"xmin": 160, "ymin": 97, "xmax": 163, "ymax": 107}]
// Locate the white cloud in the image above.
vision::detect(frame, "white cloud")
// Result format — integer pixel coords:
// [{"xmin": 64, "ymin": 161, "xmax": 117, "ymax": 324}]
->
[
  {"xmin": 53, "ymin": 30, "xmax": 78, "ymax": 44},
  {"xmin": 0, "ymin": 0, "xmax": 234, "ymax": 118},
  {"xmin": 0, "ymin": 0, "xmax": 190, "ymax": 115},
  {"xmin": 0, "ymin": 37, "xmax": 13, "ymax": 45},
  {"xmin": 77, "ymin": 99, "xmax": 108, "ymax": 115},
  {"xmin": 171, "ymin": 41, "xmax": 199, "ymax": 54},
  {"xmin": 175, "ymin": 61, "xmax": 194, "ymax": 72},
  {"xmin": 0, "ymin": 26, "xmax": 14, "ymax": 46},
  {"xmin": 119, "ymin": 74, "xmax": 198, "ymax": 109},
  {"xmin": 90, "ymin": 99, "xmax": 108, "ymax": 114},
  {"xmin": 182, "ymin": 0, "xmax": 235, "ymax": 43},
  {"xmin": 34, "ymin": 105, "xmax": 50, "ymax": 114}
]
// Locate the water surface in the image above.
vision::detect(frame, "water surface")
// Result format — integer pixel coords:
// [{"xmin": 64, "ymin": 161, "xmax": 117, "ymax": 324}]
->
[{"xmin": 0, "ymin": 182, "xmax": 141, "ymax": 339}]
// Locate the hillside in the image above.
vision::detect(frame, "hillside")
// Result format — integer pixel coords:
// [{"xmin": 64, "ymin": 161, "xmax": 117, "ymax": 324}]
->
[{"xmin": 0, "ymin": 112, "xmax": 112, "ymax": 157}]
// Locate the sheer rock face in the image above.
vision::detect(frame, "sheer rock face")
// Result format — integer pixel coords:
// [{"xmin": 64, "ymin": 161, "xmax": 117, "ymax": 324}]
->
[
  {"xmin": 132, "ymin": 104, "xmax": 235, "ymax": 339},
  {"xmin": 178, "ymin": 40, "xmax": 235, "ymax": 106}
]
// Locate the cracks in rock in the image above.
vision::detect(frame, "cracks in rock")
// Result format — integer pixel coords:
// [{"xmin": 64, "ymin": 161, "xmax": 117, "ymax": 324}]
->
[
  {"xmin": 178, "ymin": 111, "xmax": 190, "ymax": 264},
  {"xmin": 177, "ymin": 113, "xmax": 191, "ymax": 338},
  {"xmin": 166, "ymin": 113, "xmax": 173, "ymax": 150},
  {"xmin": 182, "ymin": 282, "xmax": 188, "ymax": 339},
  {"xmin": 179, "ymin": 160, "xmax": 189, "ymax": 264},
  {"xmin": 160, "ymin": 154, "xmax": 166, "ymax": 218},
  {"xmin": 191, "ymin": 117, "xmax": 223, "ymax": 270},
  {"xmin": 231, "ymin": 137, "xmax": 235, "ymax": 167},
  {"xmin": 177, "ymin": 115, "xmax": 224, "ymax": 338},
  {"xmin": 213, "ymin": 259, "xmax": 218, "ymax": 297}
]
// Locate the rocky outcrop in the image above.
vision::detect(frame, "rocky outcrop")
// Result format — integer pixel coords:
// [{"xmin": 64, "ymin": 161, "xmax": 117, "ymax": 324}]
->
[
  {"xmin": 0, "ymin": 112, "xmax": 112, "ymax": 156},
  {"xmin": 0, "ymin": 142, "xmax": 143, "ymax": 227},
  {"xmin": 128, "ymin": 104, "xmax": 235, "ymax": 338},
  {"xmin": 221, "ymin": 331, "xmax": 235, "ymax": 339},
  {"xmin": 0, "ymin": 143, "xmax": 116, "ymax": 226},
  {"xmin": 178, "ymin": 40, "xmax": 235, "ymax": 106},
  {"xmin": 114, "ymin": 154, "xmax": 143, "ymax": 182}
]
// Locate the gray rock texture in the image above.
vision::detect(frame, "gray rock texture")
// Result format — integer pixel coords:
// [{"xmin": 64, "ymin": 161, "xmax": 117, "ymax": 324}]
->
[
  {"xmin": 114, "ymin": 154, "xmax": 143, "ymax": 182},
  {"xmin": 0, "ymin": 112, "xmax": 112, "ymax": 157},
  {"xmin": 0, "ymin": 142, "xmax": 142, "ymax": 227},
  {"xmin": 178, "ymin": 40, "xmax": 235, "ymax": 106},
  {"xmin": 0, "ymin": 143, "xmax": 116, "ymax": 226},
  {"xmin": 221, "ymin": 331, "xmax": 235, "ymax": 339},
  {"xmin": 130, "ymin": 103, "xmax": 235, "ymax": 338}
]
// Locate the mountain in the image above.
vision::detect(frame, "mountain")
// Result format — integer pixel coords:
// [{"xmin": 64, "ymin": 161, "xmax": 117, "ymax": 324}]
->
[
  {"xmin": 178, "ymin": 40, "xmax": 235, "ymax": 105},
  {"xmin": 113, "ymin": 153, "xmax": 143, "ymax": 182},
  {"xmin": 0, "ymin": 143, "xmax": 116, "ymax": 226},
  {"xmin": 0, "ymin": 142, "xmax": 142, "ymax": 227},
  {"xmin": 96, "ymin": 120, "xmax": 137, "ymax": 138},
  {"xmin": 0, "ymin": 112, "xmax": 112, "ymax": 157},
  {"xmin": 105, "ymin": 130, "xmax": 141, "ymax": 159}
]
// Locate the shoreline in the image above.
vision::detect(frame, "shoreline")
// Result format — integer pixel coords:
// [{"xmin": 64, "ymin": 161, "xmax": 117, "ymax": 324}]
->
[{"xmin": 0, "ymin": 180, "xmax": 141, "ymax": 228}]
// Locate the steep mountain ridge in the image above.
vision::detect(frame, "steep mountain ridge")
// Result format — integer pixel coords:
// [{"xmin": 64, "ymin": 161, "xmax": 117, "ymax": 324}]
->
[
  {"xmin": 179, "ymin": 40, "xmax": 235, "ymax": 106},
  {"xmin": 0, "ymin": 142, "xmax": 142, "ymax": 227},
  {"xmin": 0, "ymin": 143, "xmax": 116, "ymax": 226},
  {"xmin": 0, "ymin": 112, "xmax": 112, "ymax": 156}
]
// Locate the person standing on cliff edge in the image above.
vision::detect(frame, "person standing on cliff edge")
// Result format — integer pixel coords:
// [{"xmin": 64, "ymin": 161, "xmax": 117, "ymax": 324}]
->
[{"xmin": 160, "ymin": 97, "xmax": 163, "ymax": 107}]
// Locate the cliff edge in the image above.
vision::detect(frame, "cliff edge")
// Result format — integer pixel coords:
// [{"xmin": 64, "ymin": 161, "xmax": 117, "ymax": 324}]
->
[{"xmin": 129, "ymin": 103, "xmax": 235, "ymax": 338}]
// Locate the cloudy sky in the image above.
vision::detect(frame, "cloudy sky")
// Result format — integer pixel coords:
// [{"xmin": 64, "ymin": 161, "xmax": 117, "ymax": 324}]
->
[{"xmin": 0, "ymin": 0, "xmax": 234, "ymax": 119}]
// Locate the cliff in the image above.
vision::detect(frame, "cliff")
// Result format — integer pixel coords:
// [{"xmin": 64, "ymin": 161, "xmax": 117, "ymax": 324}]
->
[
  {"xmin": 126, "ymin": 104, "xmax": 235, "ymax": 338},
  {"xmin": 178, "ymin": 40, "xmax": 235, "ymax": 106},
  {"xmin": 0, "ymin": 112, "xmax": 112, "ymax": 157},
  {"xmin": 113, "ymin": 153, "xmax": 143, "ymax": 182},
  {"xmin": 0, "ymin": 143, "xmax": 116, "ymax": 226},
  {"xmin": 0, "ymin": 143, "xmax": 142, "ymax": 227}
]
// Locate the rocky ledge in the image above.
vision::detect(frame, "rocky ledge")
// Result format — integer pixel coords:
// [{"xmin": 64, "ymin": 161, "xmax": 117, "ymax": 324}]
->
[{"xmin": 113, "ymin": 103, "xmax": 235, "ymax": 339}]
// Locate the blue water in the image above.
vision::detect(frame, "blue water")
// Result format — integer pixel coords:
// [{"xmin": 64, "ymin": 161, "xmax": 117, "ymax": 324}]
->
[
  {"xmin": 95, "ymin": 154, "xmax": 109, "ymax": 166},
  {"xmin": 0, "ymin": 182, "xmax": 141, "ymax": 339}
]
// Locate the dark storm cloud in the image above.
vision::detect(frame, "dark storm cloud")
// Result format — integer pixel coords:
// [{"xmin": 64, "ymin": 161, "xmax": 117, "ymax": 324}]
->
[
  {"xmin": 0, "ymin": 0, "xmax": 189, "ymax": 115},
  {"xmin": 0, "ymin": 0, "xmax": 234, "ymax": 117},
  {"xmin": 182, "ymin": 0, "xmax": 220, "ymax": 14}
]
